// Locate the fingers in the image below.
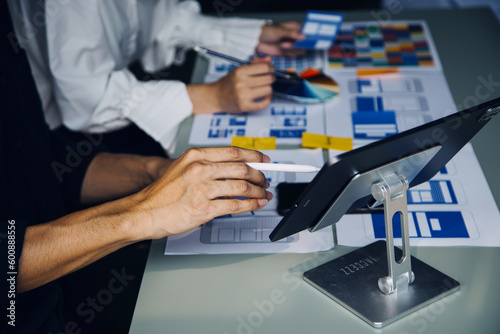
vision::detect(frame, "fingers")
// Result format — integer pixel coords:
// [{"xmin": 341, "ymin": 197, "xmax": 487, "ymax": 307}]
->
[
  {"xmin": 257, "ymin": 21, "xmax": 306, "ymax": 57},
  {"xmin": 255, "ymin": 43, "xmax": 283, "ymax": 57},
  {"xmin": 210, "ymin": 198, "xmax": 270, "ymax": 217},
  {"xmin": 210, "ymin": 162, "xmax": 269, "ymax": 187},
  {"xmin": 281, "ymin": 21, "xmax": 303, "ymax": 33},
  {"xmin": 182, "ymin": 160, "xmax": 269, "ymax": 189},
  {"xmin": 276, "ymin": 21, "xmax": 305, "ymax": 40},
  {"xmin": 261, "ymin": 22, "xmax": 305, "ymax": 42},
  {"xmin": 183, "ymin": 162, "xmax": 273, "ymax": 217},
  {"xmin": 180, "ymin": 146, "xmax": 271, "ymax": 166},
  {"xmin": 250, "ymin": 55, "xmax": 272, "ymax": 64},
  {"xmin": 209, "ymin": 179, "xmax": 272, "ymax": 201},
  {"xmin": 245, "ymin": 86, "xmax": 273, "ymax": 105},
  {"xmin": 238, "ymin": 62, "xmax": 274, "ymax": 77},
  {"xmin": 245, "ymin": 72, "xmax": 275, "ymax": 88}
]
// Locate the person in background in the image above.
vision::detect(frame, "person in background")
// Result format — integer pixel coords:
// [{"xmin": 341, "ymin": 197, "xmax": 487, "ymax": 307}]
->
[{"xmin": 9, "ymin": 0, "xmax": 305, "ymax": 156}]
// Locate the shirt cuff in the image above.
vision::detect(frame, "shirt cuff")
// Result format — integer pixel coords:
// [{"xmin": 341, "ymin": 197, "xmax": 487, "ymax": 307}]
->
[
  {"xmin": 124, "ymin": 80, "xmax": 193, "ymax": 155},
  {"xmin": 142, "ymin": 1, "xmax": 266, "ymax": 72}
]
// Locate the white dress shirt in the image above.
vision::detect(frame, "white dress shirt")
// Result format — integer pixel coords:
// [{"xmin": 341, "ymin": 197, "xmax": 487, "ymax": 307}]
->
[{"xmin": 9, "ymin": 0, "xmax": 265, "ymax": 154}]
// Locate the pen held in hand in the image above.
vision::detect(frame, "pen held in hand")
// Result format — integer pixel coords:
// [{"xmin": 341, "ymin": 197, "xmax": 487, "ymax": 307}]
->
[
  {"xmin": 193, "ymin": 45, "xmax": 301, "ymax": 81},
  {"xmin": 246, "ymin": 162, "xmax": 321, "ymax": 173}
]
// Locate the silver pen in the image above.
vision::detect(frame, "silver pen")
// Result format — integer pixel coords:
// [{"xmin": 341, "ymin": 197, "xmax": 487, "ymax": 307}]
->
[{"xmin": 246, "ymin": 162, "xmax": 320, "ymax": 173}]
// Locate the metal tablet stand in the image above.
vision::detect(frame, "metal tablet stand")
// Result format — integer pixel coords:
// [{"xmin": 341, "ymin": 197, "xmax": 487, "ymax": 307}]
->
[{"xmin": 303, "ymin": 146, "xmax": 460, "ymax": 328}]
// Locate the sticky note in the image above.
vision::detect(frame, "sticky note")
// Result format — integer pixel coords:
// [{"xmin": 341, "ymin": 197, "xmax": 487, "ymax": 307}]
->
[
  {"xmin": 231, "ymin": 137, "xmax": 276, "ymax": 150},
  {"xmin": 356, "ymin": 68, "xmax": 400, "ymax": 77},
  {"xmin": 302, "ymin": 132, "xmax": 353, "ymax": 151}
]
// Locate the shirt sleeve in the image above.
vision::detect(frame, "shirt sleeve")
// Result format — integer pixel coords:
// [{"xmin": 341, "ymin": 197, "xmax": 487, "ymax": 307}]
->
[
  {"xmin": 49, "ymin": 130, "xmax": 104, "ymax": 213},
  {"xmin": 45, "ymin": 0, "xmax": 193, "ymax": 154},
  {"xmin": 141, "ymin": 0, "xmax": 267, "ymax": 73}
]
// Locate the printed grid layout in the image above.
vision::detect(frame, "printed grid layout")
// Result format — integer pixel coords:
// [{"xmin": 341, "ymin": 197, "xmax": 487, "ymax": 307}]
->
[{"xmin": 328, "ymin": 23, "xmax": 435, "ymax": 68}]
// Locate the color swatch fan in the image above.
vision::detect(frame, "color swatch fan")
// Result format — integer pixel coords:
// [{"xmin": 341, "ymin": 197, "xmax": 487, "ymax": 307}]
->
[{"xmin": 272, "ymin": 68, "xmax": 340, "ymax": 103}]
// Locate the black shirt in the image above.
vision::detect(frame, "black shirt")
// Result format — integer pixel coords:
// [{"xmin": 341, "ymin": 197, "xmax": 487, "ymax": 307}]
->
[{"xmin": 1, "ymin": 2, "xmax": 101, "ymax": 332}]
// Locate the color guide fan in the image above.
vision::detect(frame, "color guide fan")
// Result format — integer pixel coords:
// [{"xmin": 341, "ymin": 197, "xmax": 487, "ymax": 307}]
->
[{"xmin": 273, "ymin": 68, "xmax": 340, "ymax": 103}]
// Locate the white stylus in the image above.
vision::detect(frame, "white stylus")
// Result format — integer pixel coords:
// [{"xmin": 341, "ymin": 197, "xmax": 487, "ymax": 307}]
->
[{"xmin": 246, "ymin": 163, "xmax": 321, "ymax": 173}]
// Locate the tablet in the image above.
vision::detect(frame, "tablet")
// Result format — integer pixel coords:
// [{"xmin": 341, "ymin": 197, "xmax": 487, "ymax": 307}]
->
[{"xmin": 270, "ymin": 97, "xmax": 500, "ymax": 241}]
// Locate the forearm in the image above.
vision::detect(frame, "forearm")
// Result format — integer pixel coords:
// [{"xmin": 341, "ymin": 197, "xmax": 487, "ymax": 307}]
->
[
  {"xmin": 17, "ymin": 195, "xmax": 147, "ymax": 293},
  {"xmin": 81, "ymin": 152, "xmax": 173, "ymax": 204}
]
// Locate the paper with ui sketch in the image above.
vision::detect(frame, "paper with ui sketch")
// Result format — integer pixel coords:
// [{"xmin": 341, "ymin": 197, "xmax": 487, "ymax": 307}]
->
[
  {"xmin": 323, "ymin": 72, "xmax": 457, "ymax": 149},
  {"xmin": 334, "ymin": 144, "xmax": 500, "ymax": 247},
  {"xmin": 188, "ymin": 98, "xmax": 326, "ymax": 146},
  {"xmin": 294, "ymin": 11, "xmax": 344, "ymax": 50},
  {"xmin": 164, "ymin": 149, "xmax": 334, "ymax": 254},
  {"xmin": 189, "ymin": 49, "xmax": 328, "ymax": 146}
]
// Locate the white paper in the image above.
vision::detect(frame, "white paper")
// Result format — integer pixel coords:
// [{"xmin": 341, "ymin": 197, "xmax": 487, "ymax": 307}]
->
[
  {"xmin": 164, "ymin": 216, "xmax": 334, "ymax": 254},
  {"xmin": 324, "ymin": 72, "xmax": 457, "ymax": 149},
  {"xmin": 188, "ymin": 98, "xmax": 326, "ymax": 146},
  {"xmin": 335, "ymin": 144, "xmax": 500, "ymax": 247},
  {"xmin": 164, "ymin": 149, "xmax": 334, "ymax": 254}
]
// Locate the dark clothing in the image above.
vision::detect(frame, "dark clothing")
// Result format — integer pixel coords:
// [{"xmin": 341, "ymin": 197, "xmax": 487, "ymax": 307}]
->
[
  {"xmin": 0, "ymin": 2, "xmax": 100, "ymax": 332},
  {"xmin": 1, "ymin": 4, "xmax": 152, "ymax": 332},
  {"xmin": 56, "ymin": 123, "xmax": 168, "ymax": 157}
]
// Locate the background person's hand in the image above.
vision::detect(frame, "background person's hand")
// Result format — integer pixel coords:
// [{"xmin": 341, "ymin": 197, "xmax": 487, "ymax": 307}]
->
[
  {"xmin": 214, "ymin": 59, "xmax": 275, "ymax": 112},
  {"xmin": 188, "ymin": 59, "xmax": 275, "ymax": 114},
  {"xmin": 133, "ymin": 147, "xmax": 273, "ymax": 239},
  {"xmin": 257, "ymin": 21, "xmax": 306, "ymax": 57}
]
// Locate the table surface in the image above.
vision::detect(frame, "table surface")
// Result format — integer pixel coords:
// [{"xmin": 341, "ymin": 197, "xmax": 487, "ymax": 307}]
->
[{"xmin": 129, "ymin": 8, "xmax": 500, "ymax": 334}]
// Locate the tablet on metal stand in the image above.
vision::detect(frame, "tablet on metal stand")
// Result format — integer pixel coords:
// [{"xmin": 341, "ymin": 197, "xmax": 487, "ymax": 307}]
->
[{"xmin": 270, "ymin": 97, "xmax": 500, "ymax": 328}]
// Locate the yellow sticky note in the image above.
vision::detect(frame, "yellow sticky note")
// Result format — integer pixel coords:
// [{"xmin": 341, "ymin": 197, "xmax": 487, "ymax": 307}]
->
[
  {"xmin": 231, "ymin": 137, "xmax": 276, "ymax": 150},
  {"xmin": 357, "ymin": 67, "xmax": 399, "ymax": 77},
  {"xmin": 302, "ymin": 132, "xmax": 353, "ymax": 151}
]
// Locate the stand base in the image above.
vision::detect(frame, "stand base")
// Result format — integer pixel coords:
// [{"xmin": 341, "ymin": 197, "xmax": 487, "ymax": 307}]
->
[{"xmin": 303, "ymin": 241, "xmax": 460, "ymax": 328}]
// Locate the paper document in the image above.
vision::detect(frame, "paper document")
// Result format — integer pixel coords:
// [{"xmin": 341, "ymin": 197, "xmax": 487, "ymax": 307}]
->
[
  {"xmin": 334, "ymin": 145, "xmax": 500, "ymax": 247},
  {"xmin": 323, "ymin": 72, "xmax": 457, "ymax": 148},
  {"xmin": 164, "ymin": 216, "xmax": 334, "ymax": 254},
  {"xmin": 188, "ymin": 98, "xmax": 326, "ymax": 146}
]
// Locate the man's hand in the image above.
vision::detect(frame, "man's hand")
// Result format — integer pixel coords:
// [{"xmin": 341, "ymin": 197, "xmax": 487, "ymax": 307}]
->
[
  {"xmin": 188, "ymin": 59, "xmax": 275, "ymax": 114},
  {"xmin": 257, "ymin": 21, "xmax": 306, "ymax": 57},
  {"xmin": 133, "ymin": 147, "xmax": 273, "ymax": 239},
  {"xmin": 19, "ymin": 147, "xmax": 272, "ymax": 292}
]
